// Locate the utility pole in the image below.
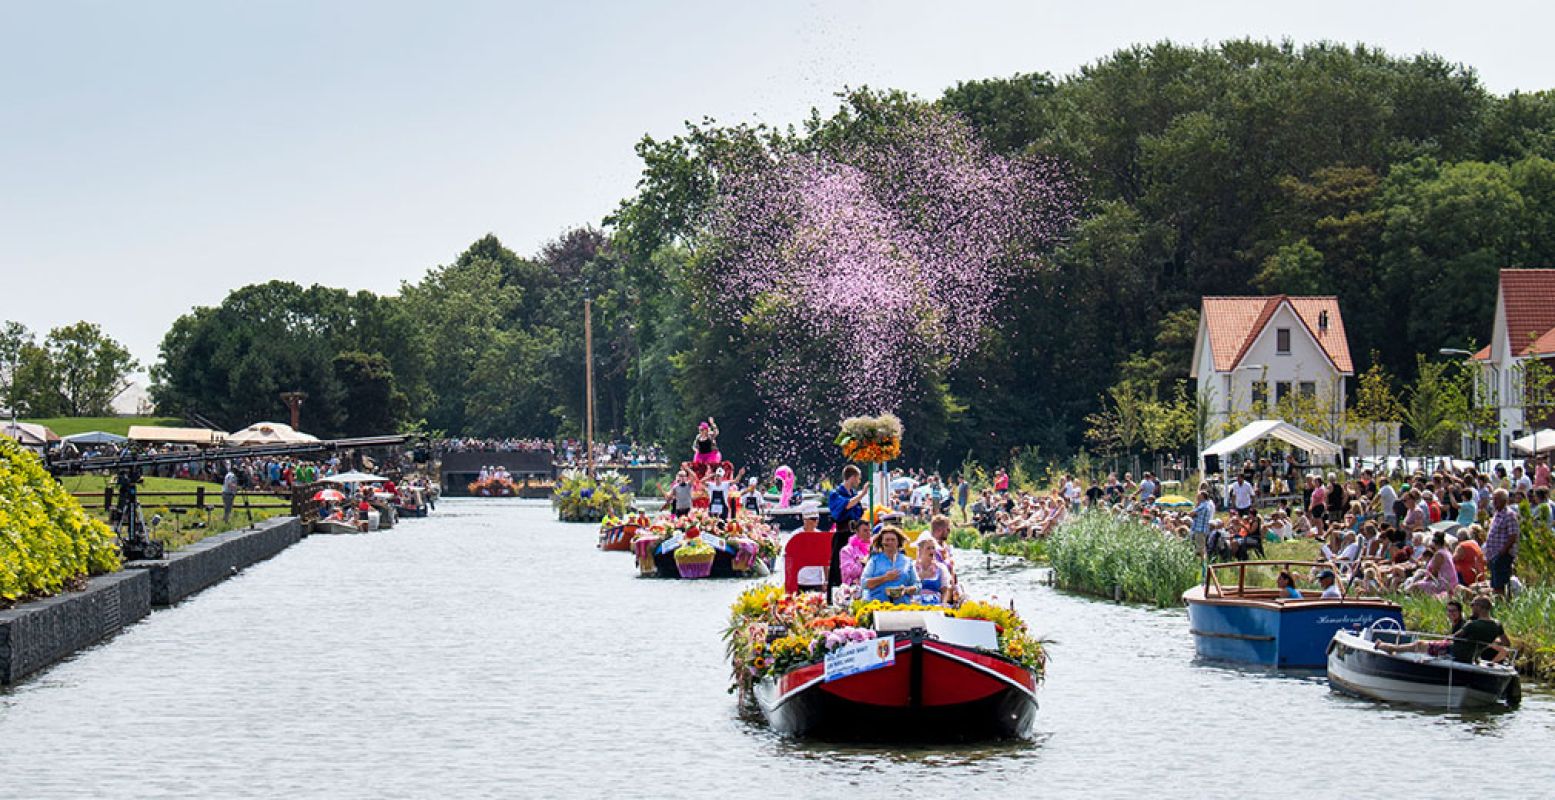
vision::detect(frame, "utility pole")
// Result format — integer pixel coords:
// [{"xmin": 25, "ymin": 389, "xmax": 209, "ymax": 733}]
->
[
  {"xmin": 584, "ymin": 286, "xmax": 595, "ymax": 480},
  {"xmin": 280, "ymin": 391, "xmax": 307, "ymax": 431}
]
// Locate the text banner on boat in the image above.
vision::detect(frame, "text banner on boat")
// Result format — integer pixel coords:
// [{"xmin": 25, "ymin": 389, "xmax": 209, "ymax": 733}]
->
[{"xmin": 824, "ymin": 637, "xmax": 895, "ymax": 682}]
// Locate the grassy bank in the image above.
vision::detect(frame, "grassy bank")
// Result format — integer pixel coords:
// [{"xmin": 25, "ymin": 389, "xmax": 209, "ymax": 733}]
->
[
  {"xmin": 62, "ymin": 474, "xmax": 290, "ymax": 551},
  {"xmin": 23, "ymin": 416, "xmax": 182, "ymax": 438},
  {"xmin": 1047, "ymin": 513, "xmax": 1200, "ymax": 607}
]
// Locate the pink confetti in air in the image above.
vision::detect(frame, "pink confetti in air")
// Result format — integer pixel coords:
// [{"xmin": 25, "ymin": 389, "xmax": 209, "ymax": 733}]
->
[{"xmin": 700, "ymin": 108, "xmax": 1079, "ymax": 464}]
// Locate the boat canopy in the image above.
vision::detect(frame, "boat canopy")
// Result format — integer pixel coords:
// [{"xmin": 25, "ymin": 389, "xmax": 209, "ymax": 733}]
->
[{"xmin": 1201, "ymin": 419, "xmax": 1341, "ymax": 474}]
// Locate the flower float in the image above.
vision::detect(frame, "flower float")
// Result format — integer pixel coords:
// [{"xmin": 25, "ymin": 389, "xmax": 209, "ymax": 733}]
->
[
  {"xmin": 836, "ymin": 413, "xmax": 903, "ymax": 464},
  {"xmin": 724, "ymin": 586, "xmax": 1046, "ymax": 696},
  {"xmin": 552, "ymin": 470, "xmax": 633, "ymax": 522}
]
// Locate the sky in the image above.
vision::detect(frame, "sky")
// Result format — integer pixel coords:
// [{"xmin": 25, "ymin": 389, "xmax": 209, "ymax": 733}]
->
[{"xmin": 3, "ymin": 0, "xmax": 1553, "ymax": 375}]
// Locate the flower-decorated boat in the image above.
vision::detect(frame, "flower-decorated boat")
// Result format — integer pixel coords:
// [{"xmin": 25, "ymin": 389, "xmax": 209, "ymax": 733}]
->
[
  {"xmin": 597, "ymin": 513, "xmax": 646, "ymax": 552},
  {"xmin": 553, "ymin": 469, "xmax": 634, "ymax": 522},
  {"xmin": 467, "ymin": 476, "xmax": 518, "ymax": 497},
  {"xmin": 726, "ymin": 586, "xmax": 1044, "ymax": 740},
  {"xmin": 630, "ymin": 510, "xmax": 779, "ymax": 579}
]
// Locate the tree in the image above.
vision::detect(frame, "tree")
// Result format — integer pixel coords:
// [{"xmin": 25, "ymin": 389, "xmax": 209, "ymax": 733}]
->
[
  {"xmin": 44, "ymin": 322, "xmax": 137, "ymax": 417},
  {"xmin": 1516, "ymin": 353, "xmax": 1555, "ymax": 453},
  {"xmin": 1350, "ymin": 358, "xmax": 1404, "ymax": 457},
  {"xmin": 1401, "ymin": 355, "xmax": 1459, "ymax": 454},
  {"xmin": 152, "ymin": 282, "xmax": 421, "ymax": 434},
  {"xmin": 0, "ymin": 321, "xmax": 32, "ymax": 416}
]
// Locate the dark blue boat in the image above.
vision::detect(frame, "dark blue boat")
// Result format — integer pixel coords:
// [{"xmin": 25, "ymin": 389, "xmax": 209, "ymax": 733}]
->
[{"xmin": 1183, "ymin": 561, "xmax": 1402, "ymax": 669}]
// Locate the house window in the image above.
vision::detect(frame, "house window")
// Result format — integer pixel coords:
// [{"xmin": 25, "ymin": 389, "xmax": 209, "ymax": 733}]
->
[
  {"xmin": 1252, "ymin": 381, "xmax": 1268, "ymax": 407},
  {"xmin": 1300, "ymin": 381, "xmax": 1316, "ymax": 398},
  {"xmin": 1276, "ymin": 382, "xmax": 1292, "ymax": 403},
  {"xmin": 1276, "ymin": 328, "xmax": 1291, "ymax": 354}
]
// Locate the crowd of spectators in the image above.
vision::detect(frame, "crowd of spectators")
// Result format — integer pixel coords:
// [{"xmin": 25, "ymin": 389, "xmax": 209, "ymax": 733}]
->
[{"xmin": 427, "ymin": 437, "xmax": 667, "ymax": 467}]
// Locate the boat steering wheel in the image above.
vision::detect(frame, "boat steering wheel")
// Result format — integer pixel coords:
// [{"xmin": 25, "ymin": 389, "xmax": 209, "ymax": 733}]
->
[{"xmin": 1364, "ymin": 616, "xmax": 1402, "ymax": 642}]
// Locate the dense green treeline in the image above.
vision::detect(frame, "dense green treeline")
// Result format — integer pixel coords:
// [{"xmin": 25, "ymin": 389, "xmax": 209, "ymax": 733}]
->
[{"xmin": 148, "ymin": 40, "xmax": 1555, "ymax": 468}]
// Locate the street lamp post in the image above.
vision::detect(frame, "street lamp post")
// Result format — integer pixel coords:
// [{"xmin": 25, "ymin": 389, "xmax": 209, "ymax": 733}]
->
[{"xmin": 1439, "ymin": 347, "xmax": 1479, "ymax": 467}]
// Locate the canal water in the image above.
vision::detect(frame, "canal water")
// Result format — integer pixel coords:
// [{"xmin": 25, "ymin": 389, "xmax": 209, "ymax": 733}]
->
[{"xmin": 2, "ymin": 499, "xmax": 1552, "ymax": 797}]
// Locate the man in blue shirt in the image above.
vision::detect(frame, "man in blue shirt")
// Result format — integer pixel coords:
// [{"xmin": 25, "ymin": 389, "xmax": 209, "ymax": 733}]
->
[{"xmin": 828, "ymin": 465, "xmax": 866, "ymax": 594}]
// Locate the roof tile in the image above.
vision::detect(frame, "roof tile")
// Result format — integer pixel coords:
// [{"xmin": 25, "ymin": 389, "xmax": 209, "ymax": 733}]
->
[
  {"xmin": 1500, "ymin": 269, "xmax": 1555, "ymax": 356},
  {"xmin": 1200, "ymin": 295, "xmax": 1352, "ymax": 374}
]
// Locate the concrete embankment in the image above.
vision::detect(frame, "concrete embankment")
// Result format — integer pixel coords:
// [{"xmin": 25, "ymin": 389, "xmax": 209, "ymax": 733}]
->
[{"xmin": 0, "ymin": 516, "xmax": 304, "ymax": 685}]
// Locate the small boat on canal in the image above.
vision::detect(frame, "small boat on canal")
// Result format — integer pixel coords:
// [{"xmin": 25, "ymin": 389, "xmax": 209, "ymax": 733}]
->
[
  {"xmin": 1183, "ymin": 560, "xmax": 1402, "ymax": 669},
  {"xmin": 727, "ymin": 531, "xmax": 1046, "ymax": 741},
  {"xmin": 597, "ymin": 514, "xmax": 643, "ymax": 552},
  {"xmin": 1326, "ymin": 619, "xmax": 1520, "ymax": 710},
  {"xmin": 630, "ymin": 511, "xmax": 778, "ymax": 578},
  {"xmin": 752, "ymin": 613, "xmax": 1040, "ymax": 740}
]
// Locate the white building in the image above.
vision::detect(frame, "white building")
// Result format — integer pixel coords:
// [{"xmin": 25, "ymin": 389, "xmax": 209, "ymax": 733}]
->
[
  {"xmin": 1191, "ymin": 295, "xmax": 1360, "ymax": 453},
  {"xmin": 1469, "ymin": 268, "xmax": 1555, "ymax": 459}
]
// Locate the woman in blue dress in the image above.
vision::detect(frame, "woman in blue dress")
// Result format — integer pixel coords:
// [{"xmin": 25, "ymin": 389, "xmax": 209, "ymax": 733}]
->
[
  {"xmin": 911, "ymin": 532, "xmax": 947, "ymax": 604},
  {"xmin": 860, "ymin": 526, "xmax": 917, "ymax": 603}
]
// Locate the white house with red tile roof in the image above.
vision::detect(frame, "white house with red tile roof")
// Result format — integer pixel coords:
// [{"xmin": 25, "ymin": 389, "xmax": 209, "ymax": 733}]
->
[
  {"xmin": 1191, "ymin": 295, "xmax": 1356, "ymax": 451},
  {"xmin": 1468, "ymin": 268, "xmax": 1555, "ymax": 458}
]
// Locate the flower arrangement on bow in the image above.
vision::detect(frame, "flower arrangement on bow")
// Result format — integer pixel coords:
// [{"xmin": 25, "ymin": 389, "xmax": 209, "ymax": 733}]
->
[
  {"xmin": 467, "ymin": 476, "xmax": 518, "ymax": 496},
  {"xmin": 552, "ymin": 470, "xmax": 632, "ymax": 521},
  {"xmin": 836, "ymin": 413, "xmax": 904, "ymax": 463}
]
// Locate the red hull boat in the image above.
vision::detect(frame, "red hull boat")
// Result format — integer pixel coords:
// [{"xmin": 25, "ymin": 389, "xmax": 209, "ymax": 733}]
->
[
  {"xmin": 753, "ymin": 632, "xmax": 1039, "ymax": 740},
  {"xmin": 598, "ymin": 523, "xmax": 636, "ymax": 552}
]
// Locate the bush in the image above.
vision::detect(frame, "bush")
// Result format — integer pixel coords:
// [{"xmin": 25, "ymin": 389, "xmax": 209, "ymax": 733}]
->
[
  {"xmin": 1047, "ymin": 512, "xmax": 1200, "ymax": 607},
  {"xmin": 0, "ymin": 438, "xmax": 122, "ymax": 602}
]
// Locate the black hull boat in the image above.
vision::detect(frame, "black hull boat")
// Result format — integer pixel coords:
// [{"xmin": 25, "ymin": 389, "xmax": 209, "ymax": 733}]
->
[{"xmin": 1326, "ymin": 622, "xmax": 1519, "ymax": 710}]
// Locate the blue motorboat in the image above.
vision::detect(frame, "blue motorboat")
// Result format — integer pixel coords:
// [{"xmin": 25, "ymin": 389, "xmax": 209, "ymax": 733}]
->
[{"xmin": 1183, "ymin": 561, "xmax": 1402, "ymax": 669}]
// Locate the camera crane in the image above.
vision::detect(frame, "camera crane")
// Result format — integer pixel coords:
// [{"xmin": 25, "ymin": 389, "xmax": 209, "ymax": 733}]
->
[{"xmin": 48, "ymin": 434, "xmax": 410, "ymax": 561}]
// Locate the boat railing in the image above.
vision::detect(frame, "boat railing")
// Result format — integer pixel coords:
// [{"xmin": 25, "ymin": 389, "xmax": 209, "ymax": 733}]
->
[
  {"xmin": 1203, "ymin": 559, "xmax": 1363, "ymax": 600},
  {"xmin": 1356, "ymin": 618, "xmax": 1518, "ymax": 666}
]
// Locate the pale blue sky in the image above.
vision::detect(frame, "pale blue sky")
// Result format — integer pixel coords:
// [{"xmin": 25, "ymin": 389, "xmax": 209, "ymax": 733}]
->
[{"xmin": 3, "ymin": 0, "xmax": 1552, "ymax": 370}]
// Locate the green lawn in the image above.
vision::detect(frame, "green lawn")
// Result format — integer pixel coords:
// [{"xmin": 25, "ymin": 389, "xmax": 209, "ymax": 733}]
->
[
  {"xmin": 23, "ymin": 416, "xmax": 183, "ymax": 438},
  {"xmin": 60, "ymin": 474, "xmax": 291, "ymax": 552}
]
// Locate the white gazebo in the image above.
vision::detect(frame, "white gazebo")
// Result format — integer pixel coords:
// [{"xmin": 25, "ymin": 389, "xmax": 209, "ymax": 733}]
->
[
  {"xmin": 1200, "ymin": 419, "xmax": 1343, "ymax": 476},
  {"xmin": 1510, "ymin": 429, "xmax": 1555, "ymax": 455}
]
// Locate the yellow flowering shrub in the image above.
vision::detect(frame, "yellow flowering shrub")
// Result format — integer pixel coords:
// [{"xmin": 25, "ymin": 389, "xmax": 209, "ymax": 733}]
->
[{"xmin": 0, "ymin": 437, "xmax": 121, "ymax": 602}]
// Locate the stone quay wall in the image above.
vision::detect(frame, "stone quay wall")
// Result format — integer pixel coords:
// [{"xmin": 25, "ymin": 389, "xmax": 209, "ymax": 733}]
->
[{"xmin": 0, "ymin": 516, "xmax": 304, "ymax": 684}]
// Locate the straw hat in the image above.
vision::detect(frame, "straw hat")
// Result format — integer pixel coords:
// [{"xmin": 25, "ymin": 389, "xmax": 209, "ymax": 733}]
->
[{"xmin": 870, "ymin": 525, "xmax": 906, "ymax": 550}]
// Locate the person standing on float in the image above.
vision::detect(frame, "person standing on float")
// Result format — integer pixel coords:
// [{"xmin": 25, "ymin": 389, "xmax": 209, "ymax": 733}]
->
[{"xmin": 827, "ymin": 464, "xmax": 866, "ymax": 596}]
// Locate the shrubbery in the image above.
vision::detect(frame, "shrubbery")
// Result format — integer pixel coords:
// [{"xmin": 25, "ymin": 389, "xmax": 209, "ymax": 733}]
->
[
  {"xmin": 0, "ymin": 437, "xmax": 121, "ymax": 602},
  {"xmin": 1046, "ymin": 512, "xmax": 1200, "ymax": 607}
]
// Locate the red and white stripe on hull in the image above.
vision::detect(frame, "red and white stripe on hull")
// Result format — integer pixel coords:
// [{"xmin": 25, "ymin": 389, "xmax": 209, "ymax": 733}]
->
[{"xmin": 770, "ymin": 637, "xmax": 1035, "ymax": 708}]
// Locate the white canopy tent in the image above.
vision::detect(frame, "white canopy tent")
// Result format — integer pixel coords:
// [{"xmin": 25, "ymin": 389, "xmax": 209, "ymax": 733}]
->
[
  {"xmin": 1510, "ymin": 429, "xmax": 1555, "ymax": 455},
  {"xmin": 1, "ymin": 421, "xmax": 56, "ymax": 447},
  {"xmin": 227, "ymin": 422, "xmax": 318, "ymax": 445},
  {"xmin": 323, "ymin": 471, "xmax": 388, "ymax": 484},
  {"xmin": 1200, "ymin": 419, "xmax": 1343, "ymax": 475}
]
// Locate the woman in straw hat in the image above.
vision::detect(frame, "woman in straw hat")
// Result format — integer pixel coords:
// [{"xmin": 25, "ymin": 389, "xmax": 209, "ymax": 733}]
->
[{"xmin": 860, "ymin": 525, "xmax": 918, "ymax": 603}]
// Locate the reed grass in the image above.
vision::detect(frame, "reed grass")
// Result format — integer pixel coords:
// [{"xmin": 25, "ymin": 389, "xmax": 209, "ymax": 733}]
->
[{"xmin": 1046, "ymin": 512, "xmax": 1200, "ymax": 607}]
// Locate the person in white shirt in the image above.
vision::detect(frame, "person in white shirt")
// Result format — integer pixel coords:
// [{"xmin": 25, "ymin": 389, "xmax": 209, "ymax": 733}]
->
[
  {"xmin": 1316, "ymin": 569, "xmax": 1342, "ymax": 599},
  {"xmin": 1377, "ymin": 476, "xmax": 1398, "ymax": 526},
  {"xmin": 1063, "ymin": 475, "xmax": 1082, "ymax": 513},
  {"xmin": 1230, "ymin": 474, "xmax": 1256, "ymax": 517}
]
